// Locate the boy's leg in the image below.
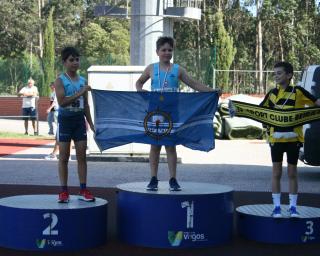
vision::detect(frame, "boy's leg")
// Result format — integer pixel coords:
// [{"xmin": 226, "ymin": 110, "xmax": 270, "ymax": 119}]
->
[
  {"xmin": 165, "ymin": 146, "xmax": 177, "ymax": 179},
  {"xmin": 146, "ymin": 145, "xmax": 161, "ymax": 190},
  {"xmin": 272, "ymin": 162, "xmax": 282, "ymax": 194},
  {"xmin": 75, "ymin": 139, "xmax": 95, "ymax": 201},
  {"xmin": 74, "ymin": 140, "xmax": 87, "ymax": 184},
  {"xmin": 149, "ymin": 145, "xmax": 161, "ymax": 178},
  {"xmin": 165, "ymin": 146, "xmax": 181, "ymax": 191},
  {"xmin": 270, "ymin": 143, "xmax": 284, "ymax": 217},
  {"xmin": 58, "ymin": 141, "xmax": 71, "ymax": 186},
  {"xmin": 287, "ymin": 164, "xmax": 298, "ymax": 194},
  {"xmin": 286, "ymin": 142, "xmax": 300, "ymax": 216}
]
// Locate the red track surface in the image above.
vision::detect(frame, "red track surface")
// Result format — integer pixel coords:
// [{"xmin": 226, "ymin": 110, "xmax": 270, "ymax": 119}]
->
[{"xmin": 0, "ymin": 138, "xmax": 53, "ymax": 157}]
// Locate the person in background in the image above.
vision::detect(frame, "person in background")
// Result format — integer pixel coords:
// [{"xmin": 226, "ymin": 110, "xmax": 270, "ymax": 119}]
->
[
  {"xmin": 18, "ymin": 78, "xmax": 39, "ymax": 135},
  {"xmin": 47, "ymin": 82, "xmax": 56, "ymax": 135},
  {"xmin": 45, "ymin": 84, "xmax": 60, "ymax": 160}
]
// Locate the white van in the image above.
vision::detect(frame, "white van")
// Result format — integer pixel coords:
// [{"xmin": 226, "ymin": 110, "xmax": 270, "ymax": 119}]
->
[{"xmin": 297, "ymin": 65, "xmax": 320, "ymax": 166}]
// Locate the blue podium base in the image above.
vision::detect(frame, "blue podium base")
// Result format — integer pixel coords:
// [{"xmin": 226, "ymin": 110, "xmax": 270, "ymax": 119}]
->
[
  {"xmin": 0, "ymin": 195, "xmax": 108, "ymax": 251},
  {"xmin": 117, "ymin": 182, "xmax": 234, "ymax": 248},
  {"xmin": 237, "ymin": 204, "xmax": 320, "ymax": 244}
]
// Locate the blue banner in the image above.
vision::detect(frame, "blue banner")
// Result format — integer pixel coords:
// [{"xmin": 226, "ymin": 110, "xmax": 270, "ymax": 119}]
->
[{"xmin": 92, "ymin": 90, "xmax": 219, "ymax": 152}]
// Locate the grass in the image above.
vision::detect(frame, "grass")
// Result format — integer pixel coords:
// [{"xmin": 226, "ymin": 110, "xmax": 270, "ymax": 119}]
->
[{"xmin": 0, "ymin": 131, "xmax": 54, "ymax": 140}]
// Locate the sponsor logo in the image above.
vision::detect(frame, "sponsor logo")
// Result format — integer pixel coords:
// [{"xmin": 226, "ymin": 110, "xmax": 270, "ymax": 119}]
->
[
  {"xmin": 36, "ymin": 238, "xmax": 63, "ymax": 248},
  {"xmin": 36, "ymin": 239, "xmax": 46, "ymax": 249},
  {"xmin": 168, "ymin": 231, "xmax": 207, "ymax": 246},
  {"xmin": 301, "ymin": 235, "xmax": 316, "ymax": 242},
  {"xmin": 168, "ymin": 231, "xmax": 183, "ymax": 247},
  {"xmin": 183, "ymin": 231, "xmax": 207, "ymax": 242}
]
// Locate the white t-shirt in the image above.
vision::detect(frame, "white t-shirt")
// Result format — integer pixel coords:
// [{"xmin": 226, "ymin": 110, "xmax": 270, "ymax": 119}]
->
[{"xmin": 19, "ymin": 86, "xmax": 39, "ymax": 108}]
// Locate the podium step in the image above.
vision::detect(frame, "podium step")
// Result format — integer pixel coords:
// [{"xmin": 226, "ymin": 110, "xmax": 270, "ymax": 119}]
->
[
  {"xmin": 237, "ymin": 204, "xmax": 320, "ymax": 244},
  {"xmin": 0, "ymin": 195, "xmax": 108, "ymax": 251},
  {"xmin": 117, "ymin": 182, "xmax": 234, "ymax": 248}
]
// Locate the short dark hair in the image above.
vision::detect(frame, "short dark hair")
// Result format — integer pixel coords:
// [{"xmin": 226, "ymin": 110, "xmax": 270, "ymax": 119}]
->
[
  {"xmin": 156, "ymin": 36, "xmax": 174, "ymax": 50},
  {"xmin": 274, "ymin": 62, "xmax": 293, "ymax": 74},
  {"xmin": 61, "ymin": 47, "xmax": 80, "ymax": 62}
]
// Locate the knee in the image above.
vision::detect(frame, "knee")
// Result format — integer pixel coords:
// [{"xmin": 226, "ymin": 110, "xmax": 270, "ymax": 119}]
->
[
  {"xmin": 150, "ymin": 146, "xmax": 161, "ymax": 154},
  {"xmin": 272, "ymin": 170, "xmax": 282, "ymax": 180},
  {"xmin": 59, "ymin": 157, "xmax": 69, "ymax": 164},
  {"xmin": 165, "ymin": 146, "xmax": 176, "ymax": 154},
  {"xmin": 288, "ymin": 170, "xmax": 297, "ymax": 180}
]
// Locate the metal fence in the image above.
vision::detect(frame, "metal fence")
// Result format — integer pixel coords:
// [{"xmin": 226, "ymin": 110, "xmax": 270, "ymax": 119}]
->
[{"xmin": 213, "ymin": 69, "xmax": 302, "ymax": 94}]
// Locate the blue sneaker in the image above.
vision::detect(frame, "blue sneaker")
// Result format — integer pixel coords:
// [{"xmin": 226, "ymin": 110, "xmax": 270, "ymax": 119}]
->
[
  {"xmin": 169, "ymin": 177, "xmax": 181, "ymax": 191},
  {"xmin": 146, "ymin": 176, "xmax": 158, "ymax": 191},
  {"xmin": 288, "ymin": 206, "xmax": 300, "ymax": 218},
  {"xmin": 271, "ymin": 206, "xmax": 282, "ymax": 218}
]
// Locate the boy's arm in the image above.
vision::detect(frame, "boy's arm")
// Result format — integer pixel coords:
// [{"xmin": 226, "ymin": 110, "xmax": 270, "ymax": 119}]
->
[
  {"xmin": 136, "ymin": 65, "xmax": 151, "ymax": 92},
  {"xmin": 179, "ymin": 67, "xmax": 221, "ymax": 94},
  {"xmin": 259, "ymin": 91, "xmax": 272, "ymax": 107}
]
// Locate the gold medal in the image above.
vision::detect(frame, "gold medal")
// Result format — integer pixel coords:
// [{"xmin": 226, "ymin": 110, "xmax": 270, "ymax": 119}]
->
[{"xmin": 159, "ymin": 95, "xmax": 164, "ymax": 101}]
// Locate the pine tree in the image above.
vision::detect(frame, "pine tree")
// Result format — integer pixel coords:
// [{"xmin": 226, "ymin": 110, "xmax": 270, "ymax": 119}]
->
[
  {"xmin": 208, "ymin": 10, "xmax": 237, "ymax": 91},
  {"xmin": 42, "ymin": 7, "xmax": 55, "ymax": 96}
]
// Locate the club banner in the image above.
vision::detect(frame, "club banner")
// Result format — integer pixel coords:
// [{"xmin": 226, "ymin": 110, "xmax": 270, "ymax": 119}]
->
[
  {"xmin": 229, "ymin": 100, "xmax": 320, "ymax": 128},
  {"xmin": 92, "ymin": 90, "xmax": 219, "ymax": 152}
]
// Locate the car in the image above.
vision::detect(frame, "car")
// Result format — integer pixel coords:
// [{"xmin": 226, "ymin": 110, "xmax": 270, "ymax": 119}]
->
[{"xmin": 297, "ymin": 65, "xmax": 320, "ymax": 166}]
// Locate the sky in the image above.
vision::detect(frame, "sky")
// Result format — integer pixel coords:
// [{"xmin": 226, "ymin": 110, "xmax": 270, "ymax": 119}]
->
[{"xmin": 241, "ymin": 0, "xmax": 320, "ymax": 17}]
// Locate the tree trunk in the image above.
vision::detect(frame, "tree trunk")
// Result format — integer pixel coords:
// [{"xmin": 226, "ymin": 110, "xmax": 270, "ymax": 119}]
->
[
  {"xmin": 38, "ymin": 0, "xmax": 44, "ymax": 58},
  {"xmin": 278, "ymin": 26, "xmax": 284, "ymax": 61},
  {"xmin": 256, "ymin": 0, "xmax": 263, "ymax": 94}
]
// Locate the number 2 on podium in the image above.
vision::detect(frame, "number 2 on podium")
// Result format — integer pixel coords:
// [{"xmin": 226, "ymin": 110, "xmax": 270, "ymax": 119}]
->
[{"xmin": 42, "ymin": 213, "xmax": 59, "ymax": 235}]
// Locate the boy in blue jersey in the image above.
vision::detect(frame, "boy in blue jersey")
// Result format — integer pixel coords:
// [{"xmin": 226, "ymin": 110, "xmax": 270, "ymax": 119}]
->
[
  {"xmin": 55, "ymin": 47, "xmax": 95, "ymax": 203},
  {"xmin": 136, "ymin": 36, "xmax": 221, "ymax": 191}
]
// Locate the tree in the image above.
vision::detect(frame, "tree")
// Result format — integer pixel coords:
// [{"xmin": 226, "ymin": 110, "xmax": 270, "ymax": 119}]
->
[
  {"xmin": 42, "ymin": 7, "xmax": 55, "ymax": 96},
  {"xmin": 207, "ymin": 10, "xmax": 237, "ymax": 91},
  {"xmin": 0, "ymin": 1, "xmax": 39, "ymax": 58}
]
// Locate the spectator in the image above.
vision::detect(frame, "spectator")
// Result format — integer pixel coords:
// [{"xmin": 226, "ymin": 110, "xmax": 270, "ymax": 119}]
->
[
  {"xmin": 18, "ymin": 78, "xmax": 39, "ymax": 135},
  {"xmin": 47, "ymin": 82, "xmax": 56, "ymax": 135}
]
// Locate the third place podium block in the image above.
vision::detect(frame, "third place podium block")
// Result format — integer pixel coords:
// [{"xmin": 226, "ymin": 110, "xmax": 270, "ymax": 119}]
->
[{"xmin": 237, "ymin": 204, "xmax": 320, "ymax": 244}]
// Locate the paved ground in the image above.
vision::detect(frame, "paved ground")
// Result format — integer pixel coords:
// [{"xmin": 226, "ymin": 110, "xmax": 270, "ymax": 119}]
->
[{"xmin": 1, "ymin": 119, "xmax": 320, "ymax": 194}]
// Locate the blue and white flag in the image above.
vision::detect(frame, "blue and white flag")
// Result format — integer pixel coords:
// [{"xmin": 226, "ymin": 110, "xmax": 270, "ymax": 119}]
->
[{"xmin": 92, "ymin": 90, "xmax": 219, "ymax": 152}]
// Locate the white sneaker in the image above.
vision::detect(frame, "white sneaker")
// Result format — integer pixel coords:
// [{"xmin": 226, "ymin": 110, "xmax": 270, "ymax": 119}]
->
[{"xmin": 45, "ymin": 153, "xmax": 57, "ymax": 160}]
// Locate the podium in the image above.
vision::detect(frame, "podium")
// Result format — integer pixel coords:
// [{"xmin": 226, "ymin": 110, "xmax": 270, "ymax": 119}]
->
[
  {"xmin": 117, "ymin": 182, "xmax": 234, "ymax": 248},
  {"xmin": 237, "ymin": 204, "xmax": 320, "ymax": 244},
  {"xmin": 0, "ymin": 195, "xmax": 108, "ymax": 251}
]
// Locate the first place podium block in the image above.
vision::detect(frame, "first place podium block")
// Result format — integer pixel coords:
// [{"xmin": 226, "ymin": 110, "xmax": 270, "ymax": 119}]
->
[
  {"xmin": 117, "ymin": 182, "xmax": 234, "ymax": 248},
  {"xmin": 0, "ymin": 195, "xmax": 108, "ymax": 251}
]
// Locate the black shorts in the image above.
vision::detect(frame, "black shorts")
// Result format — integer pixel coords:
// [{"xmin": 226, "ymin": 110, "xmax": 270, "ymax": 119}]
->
[
  {"xmin": 270, "ymin": 142, "xmax": 302, "ymax": 165},
  {"xmin": 57, "ymin": 114, "xmax": 87, "ymax": 142},
  {"xmin": 22, "ymin": 107, "xmax": 37, "ymax": 120}
]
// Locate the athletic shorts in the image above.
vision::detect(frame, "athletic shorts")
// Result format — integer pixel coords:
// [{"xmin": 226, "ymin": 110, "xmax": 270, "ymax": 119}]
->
[
  {"xmin": 22, "ymin": 107, "xmax": 37, "ymax": 120},
  {"xmin": 57, "ymin": 114, "xmax": 87, "ymax": 142},
  {"xmin": 270, "ymin": 142, "xmax": 302, "ymax": 165}
]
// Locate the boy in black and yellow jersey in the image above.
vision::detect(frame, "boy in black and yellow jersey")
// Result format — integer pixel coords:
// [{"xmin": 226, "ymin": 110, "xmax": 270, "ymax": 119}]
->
[{"xmin": 260, "ymin": 62, "xmax": 320, "ymax": 218}]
